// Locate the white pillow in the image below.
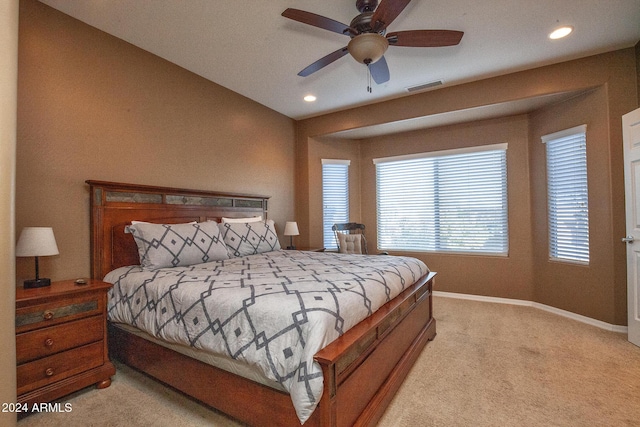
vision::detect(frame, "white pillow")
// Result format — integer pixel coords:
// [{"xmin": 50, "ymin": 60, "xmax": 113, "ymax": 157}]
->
[
  {"xmin": 221, "ymin": 216, "xmax": 263, "ymax": 223},
  {"xmin": 127, "ymin": 220, "xmax": 196, "ymax": 232},
  {"xmin": 131, "ymin": 220, "xmax": 197, "ymax": 224},
  {"xmin": 127, "ymin": 221, "xmax": 229, "ymax": 268}
]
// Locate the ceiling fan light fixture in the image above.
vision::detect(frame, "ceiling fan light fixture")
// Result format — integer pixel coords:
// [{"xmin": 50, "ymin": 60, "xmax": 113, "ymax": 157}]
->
[{"xmin": 347, "ymin": 33, "xmax": 389, "ymax": 64}]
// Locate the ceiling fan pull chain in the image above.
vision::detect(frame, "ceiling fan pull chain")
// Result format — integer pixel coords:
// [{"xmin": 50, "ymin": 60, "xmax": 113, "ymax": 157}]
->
[{"xmin": 367, "ymin": 63, "xmax": 372, "ymax": 93}]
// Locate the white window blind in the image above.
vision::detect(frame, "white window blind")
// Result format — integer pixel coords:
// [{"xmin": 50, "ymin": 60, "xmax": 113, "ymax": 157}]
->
[
  {"xmin": 374, "ymin": 144, "xmax": 508, "ymax": 254},
  {"xmin": 543, "ymin": 125, "xmax": 589, "ymax": 264},
  {"xmin": 322, "ymin": 159, "xmax": 350, "ymax": 250}
]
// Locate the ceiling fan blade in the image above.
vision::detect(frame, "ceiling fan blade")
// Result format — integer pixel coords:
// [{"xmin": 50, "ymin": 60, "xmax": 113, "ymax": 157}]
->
[
  {"xmin": 387, "ymin": 30, "xmax": 464, "ymax": 47},
  {"xmin": 282, "ymin": 8, "xmax": 351, "ymax": 36},
  {"xmin": 369, "ymin": 56, "xmax": 390, "ymax": 84},
  {"xmin": 298, "ymin": 47, "xmax": 350, "ymax": 77},
  {"xmin": 370, "ymin": 0, "xmax": 412, "ymax": 32}
]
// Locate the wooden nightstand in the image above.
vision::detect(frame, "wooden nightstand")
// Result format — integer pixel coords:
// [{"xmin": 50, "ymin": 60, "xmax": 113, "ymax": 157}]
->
[{"xmin": 15, "ymin": 279, "xmax": 116, "ymax": 407}]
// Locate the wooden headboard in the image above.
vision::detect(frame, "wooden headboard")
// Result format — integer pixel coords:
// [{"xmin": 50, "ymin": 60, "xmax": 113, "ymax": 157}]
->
[{"xmin": 87, "ymin": 180, "xmax": 270, "ymax": 280}]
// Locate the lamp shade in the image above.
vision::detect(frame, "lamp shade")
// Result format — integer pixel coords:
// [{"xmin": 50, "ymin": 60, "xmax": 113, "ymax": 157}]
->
[
  {"xmin": 347, "ymin": 33, "xmax": 389, "ymax": 64},
  {"xmin": 284, "ymin": 221, "xmax": 300, "ymax": 236},
  {"xmin": 16, "ymin": 227, "xmax": 59, "ymax": 257}
]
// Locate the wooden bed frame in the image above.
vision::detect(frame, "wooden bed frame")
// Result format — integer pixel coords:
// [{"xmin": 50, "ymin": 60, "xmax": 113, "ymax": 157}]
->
[{"xmin": 87, "ymin": 180, "xmax": 436, "ymax": 427}]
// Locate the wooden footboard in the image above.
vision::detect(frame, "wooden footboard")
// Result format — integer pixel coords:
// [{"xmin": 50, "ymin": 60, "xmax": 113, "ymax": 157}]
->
[{"xmin": 313, "ymin": 271, "xmax": 436, "ymax": 427}]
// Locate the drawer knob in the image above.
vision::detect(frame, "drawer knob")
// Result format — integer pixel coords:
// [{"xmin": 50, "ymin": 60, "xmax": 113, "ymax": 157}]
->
[
  {"xmin": 45, "ymin": 338, "xmax": 54, "ymax": 347},
  {"xmin": 43, "ymin": 310, "xmax": 54, "ymax": 321},
  {"xmin": 45, "ymin": 367, "xmax": 54, "ymax": 377}
]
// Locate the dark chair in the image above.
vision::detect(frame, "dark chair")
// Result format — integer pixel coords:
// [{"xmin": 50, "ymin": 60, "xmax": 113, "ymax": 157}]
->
[{"xmin": 332, "ymin": 223, "xmax": 368, "ymax": 254}]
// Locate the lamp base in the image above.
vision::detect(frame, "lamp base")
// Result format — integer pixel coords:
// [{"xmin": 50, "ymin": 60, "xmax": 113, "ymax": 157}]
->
[{"xmin": 24, "ymin": 278, "xmax": 51, "ymax": 289}]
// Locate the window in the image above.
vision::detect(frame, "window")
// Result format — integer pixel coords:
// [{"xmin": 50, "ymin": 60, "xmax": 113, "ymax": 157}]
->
[
  {"xmin": 542, "ymin": 125, "xmax": 589, "ymax": 264},
  {"xmin": 374, "ymin": 144, "xmax": 508, "ymax": 254},
  {"xmin": 322, "ymin": 159, "xmax": 350, "ymax": 250}
]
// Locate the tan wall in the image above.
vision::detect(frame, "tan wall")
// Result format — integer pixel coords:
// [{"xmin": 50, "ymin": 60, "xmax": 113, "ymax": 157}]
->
[
  {"xmin": 16, "ymin": 0, "xmax": 296, "ymax": 283},
  {"xmin": 1, "ymin": 1, "xmax": 18, "ymax": 425},
  {"xmin": 636, "ymin": 41, "xmax": 640, "ymax": 104},
  {"xmin": 530, "ymin": 87, "xmax": 625, "ymax": 324},
  {"xmin": 297, "ymin": 48, "xmax": 638, "ymax": 324},
  {"xmin": 360, "ymin": 115, "xmax": 533, "ymax": 300}
]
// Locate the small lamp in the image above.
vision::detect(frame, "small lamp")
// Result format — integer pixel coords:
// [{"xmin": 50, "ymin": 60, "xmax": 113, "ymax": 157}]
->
[
  {"xmin": 16, "ymin": 227, "xmax": 59, "ymax": 289},
  {"xmin": 284, "ymin": 221, "xmax": 299, "ymax": 250}
]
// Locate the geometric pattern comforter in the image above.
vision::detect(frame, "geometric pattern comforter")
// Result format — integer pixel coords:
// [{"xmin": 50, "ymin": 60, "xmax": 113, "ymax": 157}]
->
[{"xmin": 104, "ymin": 250, "xmax": 429, "ymax": 424}]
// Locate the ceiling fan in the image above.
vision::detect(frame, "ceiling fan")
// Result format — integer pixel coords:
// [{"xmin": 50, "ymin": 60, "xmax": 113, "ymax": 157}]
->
[{"xmin": 282, "ymin": 0, "xmax": 464, "ymax": 85}]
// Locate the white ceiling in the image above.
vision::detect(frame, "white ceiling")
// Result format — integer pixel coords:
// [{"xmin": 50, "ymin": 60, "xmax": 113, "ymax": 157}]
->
[{"xmin": 39, "ymin": 0, "xmax": 640, "ymax": 122}]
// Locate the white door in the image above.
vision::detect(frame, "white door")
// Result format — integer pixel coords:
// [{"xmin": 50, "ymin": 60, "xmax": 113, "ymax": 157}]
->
[{"xmin": 623, "ymin": 108, "xmax": 640, "ymax": 347}]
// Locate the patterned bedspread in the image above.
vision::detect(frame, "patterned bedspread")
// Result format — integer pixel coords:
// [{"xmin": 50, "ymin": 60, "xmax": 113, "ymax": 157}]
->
[{"xmin": 104, "ymin": 249, "xmax": 428, "ymax": 423}]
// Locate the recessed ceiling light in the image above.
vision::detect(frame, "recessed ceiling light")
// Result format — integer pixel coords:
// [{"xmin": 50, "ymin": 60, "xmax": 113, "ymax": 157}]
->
[
  {"xmin": 304, "ymin": 95, "xmax": 317, "ymax": 102},
  {"xmin": 549, "ymin": 26, "xmax": 573, "ymax": 40}
]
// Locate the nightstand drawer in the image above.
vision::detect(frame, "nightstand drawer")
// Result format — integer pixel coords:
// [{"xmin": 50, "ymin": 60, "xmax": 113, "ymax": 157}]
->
[
  {"xmin": 16, "ymin": 292, "xmax": 104, "ymax": 333},
  {"xmin": 17, "ymin": 341, "xmax": 104, "ymax": 395},
  {"xmin": 16, "ymin": 315, "xmax": 104, "ymax": 364}
]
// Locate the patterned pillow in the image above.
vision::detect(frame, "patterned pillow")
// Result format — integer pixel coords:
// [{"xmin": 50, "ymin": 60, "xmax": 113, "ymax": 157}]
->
[
  {"xmin": 128, "ymin": 221, "xmax": 229, "ymax": 268},
  {"xmin": 219, "ymin": 219, "xmax": 281, "ymax": 257}
]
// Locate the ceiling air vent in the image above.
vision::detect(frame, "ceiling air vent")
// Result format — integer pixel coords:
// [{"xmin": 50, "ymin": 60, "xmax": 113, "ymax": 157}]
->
[{"xmin": 405, "ymin": 80, "xmax": 443, "ymax": 93}]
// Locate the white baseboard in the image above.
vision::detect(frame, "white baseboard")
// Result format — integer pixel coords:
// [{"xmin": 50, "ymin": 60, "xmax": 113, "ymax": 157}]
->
[{"xmin": 433, "ymin": 290, "xmax": 628, "ymax": 334}]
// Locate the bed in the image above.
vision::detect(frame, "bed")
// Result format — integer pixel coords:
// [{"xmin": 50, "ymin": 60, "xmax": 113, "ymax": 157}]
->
[{"xmin": 87, "ymin": 180, "xmax": 436, "ymax": 427}]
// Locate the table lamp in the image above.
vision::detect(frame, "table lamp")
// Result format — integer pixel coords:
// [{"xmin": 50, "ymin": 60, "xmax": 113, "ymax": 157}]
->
[
  {"xmin": 16, "ymin": 227, "xmax": 59, "ymax": 289},
  {"xmin": 284, "ymin": 221, "xmax": 299, "ymax": 250}
]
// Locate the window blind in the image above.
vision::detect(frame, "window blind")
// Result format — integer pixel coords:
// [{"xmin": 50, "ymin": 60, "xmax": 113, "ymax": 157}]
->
[
  {"xmin": 374, "ymin": 144, "xmax": 508, "ymax": 254},
  {"xmin": 543, "ymin": 125, "xmax": 589, "ymax": 263},
  {"xmin": 322, "ymin": 160, "xmax": 350, "ymax": 250}
]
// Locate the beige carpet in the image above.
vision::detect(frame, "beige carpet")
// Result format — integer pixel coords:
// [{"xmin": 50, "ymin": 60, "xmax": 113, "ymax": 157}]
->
[{"xmin": 18, "ymin": 296, "xmax": 640, "ymax": 426}]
